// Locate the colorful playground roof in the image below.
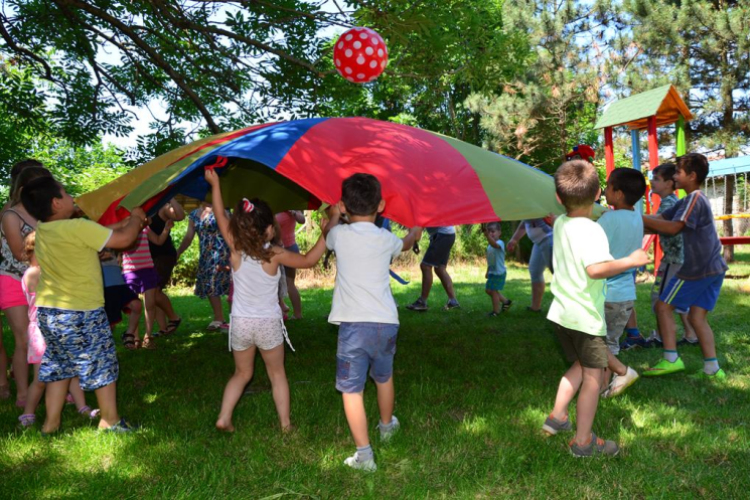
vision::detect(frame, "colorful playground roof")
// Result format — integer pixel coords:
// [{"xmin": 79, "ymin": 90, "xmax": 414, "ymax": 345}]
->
[
  {"xmin": 594, "ymin": 84, "xmax": 693, "ymax": 131},
  {"xmin": 707, "ymin": 156, "xmax": 750, "ymax": 179}
]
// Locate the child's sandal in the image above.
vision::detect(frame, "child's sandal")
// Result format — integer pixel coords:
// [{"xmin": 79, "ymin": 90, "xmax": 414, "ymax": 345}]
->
[
  {"xmin": 18, "ymin": 414, "xmax": 36, "ymax": 428},
  {"xmin": 502, "ymin": 300, "xmax": 513, "ymax": 312},
  {"xmin": 141, "ymin": 336, "xmax": 157, "ymax": 350},
  {"xmin": 163, "ymin": 318, "xmax": 182, "ymax": 336},
  {"xmin": 122, "ymin": 332, "xmax": 137, "ymax": 350},
  {"xmin": 78, "ymin": 406, "xmax": 101, "ymax": 419}
]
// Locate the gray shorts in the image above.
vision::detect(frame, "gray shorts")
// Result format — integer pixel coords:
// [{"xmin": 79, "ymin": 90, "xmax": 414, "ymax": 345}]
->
[
  {"xmin": 529, "ymin": 236, "xmax": 553, "ymax": 283},
  {"xmin": 336, "ymin": 322, "xmax": 398, "ymax": 393},
  {"xmin": 605, "ymin": 301, "xmax": 634, "ymax": 355}
]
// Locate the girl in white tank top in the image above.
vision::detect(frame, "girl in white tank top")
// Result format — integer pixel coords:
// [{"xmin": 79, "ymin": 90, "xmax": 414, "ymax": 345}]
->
[{"xmin": 204, "ymin": 168, "xmax": 328, "ymax": 433}]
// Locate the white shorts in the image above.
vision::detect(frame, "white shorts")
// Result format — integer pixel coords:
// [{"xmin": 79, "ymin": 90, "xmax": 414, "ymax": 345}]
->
[{"xmin": 229, "ymin": 316, "xmax": 292, "ymax": 352}]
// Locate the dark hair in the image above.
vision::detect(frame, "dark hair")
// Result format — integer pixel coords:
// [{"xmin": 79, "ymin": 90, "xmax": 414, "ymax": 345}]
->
[
  {"xmin": 652, "ymin": 163, "xmax": 676, "ymax": 184},
  {"xmin": 485, "ymin": 221, "xmax": 502, "ymax": 232},
  {"xmin": 341, "ymin": 173, "xmax": 382, "ymax": 216},
  {"xmin": 677, "ymin": 153, "xmax": 709, "ymax": 185},
  {"xmin": 607, "ymin": 168, "xmax": 646, "ymax": 206},
  {"xmin": 554, "ymin": 160, "xmax": 600, "ymax": 210},
  {"xmin": 228, "ymin": 198, "xmax": 275, "ymax": 262},
  {"xmin": 20, "ymin": 176, "xmax": 64, "ymax": 222},
  {"xmin": 10, "ymin": 159, "xmax": 44, "ymax": 183},
  {"xmin": 11, "ymin": 166, "xmax": 52, "ymax": 205}
]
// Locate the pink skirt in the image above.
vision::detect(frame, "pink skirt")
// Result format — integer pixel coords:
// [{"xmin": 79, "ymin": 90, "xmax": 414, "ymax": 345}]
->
[{"xmin": 27, "ymin": 321, "xmax": 46, "ymax": 365}]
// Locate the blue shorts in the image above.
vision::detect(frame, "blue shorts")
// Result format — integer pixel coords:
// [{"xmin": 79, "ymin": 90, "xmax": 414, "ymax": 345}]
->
[
  {"xmin": 37, "ymin": 307, "xmax": 119, "ymax": 391},
  {"xmin": 336, "ymin": 322, "xmax": 398, "ymax": 393},
  {"xmin": 486, "ymin": 273, "xmax": 506, "ymax": 291},
  {"xmin": 659, "ymin": 273, "xmax": 724, "ymax": 312}
]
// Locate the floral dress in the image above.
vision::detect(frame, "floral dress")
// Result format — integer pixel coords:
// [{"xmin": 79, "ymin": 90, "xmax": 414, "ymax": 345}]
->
[{"xmin": 189, "ymin": 208, "xmax": 231, "ymax": 298}]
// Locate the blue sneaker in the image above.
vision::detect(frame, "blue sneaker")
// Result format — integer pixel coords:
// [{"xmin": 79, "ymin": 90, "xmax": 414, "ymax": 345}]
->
[{"xmin": 620, "ymin": 335, "xmax": 652, "ymax": 350}]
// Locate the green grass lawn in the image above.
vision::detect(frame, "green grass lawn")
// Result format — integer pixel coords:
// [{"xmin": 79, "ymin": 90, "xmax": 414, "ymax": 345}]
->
[{"xmin": 1, "ymin": 256, "xmax": 749, "ymax": 498}]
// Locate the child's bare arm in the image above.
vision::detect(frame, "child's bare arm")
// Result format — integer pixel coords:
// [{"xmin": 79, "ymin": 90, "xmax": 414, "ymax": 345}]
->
[
  {"xmin": 107, "ymin": 208, "xmax": 147, "ymax": 250},
  {"xmin": 586, "ymin": 249, "xmax": 650, "ymax": 280},
  {"xmin": 401, "ymin": 227, "xmax": 423, "ymax": 251},
  {"xmin": 275, "ymin": 231, "xmax": 327, "ymax": 269},
  {"xmin": 204, "ymin": 169, "xmax": 233, "ymax": 247},
  {"xmin": 643, "ymin": 214, "xmax": 685, "ymax": 236},
  {"xmin": 322, "ymin": 204, "xmax": 341, "ymax": 238},
  {"xmin": 147, "ymin": 220, "xmax": 174, "ymax": 245}
]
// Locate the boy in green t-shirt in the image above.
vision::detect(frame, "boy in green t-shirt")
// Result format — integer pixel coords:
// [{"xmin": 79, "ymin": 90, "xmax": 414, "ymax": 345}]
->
[
  {"xmin": 543, "ymin": 160, "xmax": 649, "ymax": 457},
  {"xmin": 21, "ymin": 176, "xmax": 145, "ymax": 434}
]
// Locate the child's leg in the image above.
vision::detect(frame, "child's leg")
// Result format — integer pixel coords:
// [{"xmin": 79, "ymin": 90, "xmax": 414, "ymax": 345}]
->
[
  {"xmin": 551, "ymin": 361, "xmax": 583, "ymax": 421},
  {"xmin": 574, "ymin": 366, "xmax": 603, "ymax": 446},
  {"xmin": 22, "ymin": 364, "xmax": 45, "ymax": 415},
  {"xmin": 216, "ymin": 346, "xmax": 257, "ymax": 432},
  {"xmin": 375, "ymin": 377, "xmax": 395, "ymax": 426},
  {"xmin": 127, "ymin": 298, "xmax": 143, "ymax": 340},
  {"xmin": 688, "ymin": 306, "xmax": 717, "ymax": 359},
  {"xmin": 155, "ymin": 288, "xmax": 180, "ymax": 324},
  {"xmin": 342, "ymin": 392, "xmax": 370, "ymax": 447},
  {"xmin": 4, "ymin": 305, "xmax": 30, "ymax": 402},
  {"xmin": 93, "ymin": 381, "xmax": 120, "ymax": 429},
  {"xmin": 208, "ymin": 295, "xmax": 225, "ymax": 323},
  {"xmin": 69, "ymin": 377, "xmax": 88, "ymax": 409},
  {"xmin": 143, "ymin": 288, "xmax": 157, "ymax": 337},
  {"xmin": 679, "ymin": 313, "xmax": 697, "ymax": 341},
  {"xmin": 655, "ymin": 300, "xmax": 678, "ymax": 351},
  {"xmin": 42, "ymin": 378, "xmax": 72, "ymax": 433},
  {"xmin": 259, "ymin": 344, "xmax": 291, "ymax": 429},
  {"xmin": 486, "ymin": 289, "xmax": 500, "ymax": 313},
  {"xmin": 0, "ymin": 319, "xmax": 8, "ymax": 396}
]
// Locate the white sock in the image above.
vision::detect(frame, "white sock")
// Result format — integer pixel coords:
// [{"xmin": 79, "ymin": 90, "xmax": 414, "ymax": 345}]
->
[
  {"xmin": 663, "ymin": 350, "xmax": 679, "ymax": 363},
  {"xmin": 704, "ymin": 358, "xmax": 720, "ymax": 374},
  {"xmin": 355, "ymin": 445, "xmax": 373, "ymax": 462}
]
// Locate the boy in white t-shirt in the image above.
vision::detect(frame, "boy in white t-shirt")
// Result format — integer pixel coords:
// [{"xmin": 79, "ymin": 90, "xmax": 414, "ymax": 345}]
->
[{"xmin": 324, "ymin": 173, "xmax": 422, "ymax": 472}]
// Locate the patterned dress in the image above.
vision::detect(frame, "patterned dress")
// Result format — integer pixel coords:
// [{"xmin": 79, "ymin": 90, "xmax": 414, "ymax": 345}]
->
[{"xmin": 189, "ymin": 208, "xmax": 231, "ymax": 298}]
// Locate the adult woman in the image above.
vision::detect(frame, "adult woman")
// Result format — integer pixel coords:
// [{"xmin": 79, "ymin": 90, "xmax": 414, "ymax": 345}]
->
[
  {"xmin": 507, "ymin": 218, "xmax": 554, "ymax": 312},
  {"xmin": 177, "ymin": 203, "xmax": 231, "ymax": 330},
  {"xmin": 275, "ymin": 210, "xmax": 306, "ymax": 319}
]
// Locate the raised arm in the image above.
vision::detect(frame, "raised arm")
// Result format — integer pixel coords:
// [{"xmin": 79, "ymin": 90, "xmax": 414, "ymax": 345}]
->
[
  {"xmin": 401, "ymin": 226, "xmax": 423, "ymax": 251},
  {"xmin": 322, "ymin": 204, "xmax": 341, "ymax": 238},
  {"xmin": 176, "ymin": 219, "xmax": 196, "ymax": 257},
  {"xmin": 147, "ymin": 219, "xmax": 174, "ymax": 245},
  {"xmin": 484, "ymin": 226, "xmax": 502, "ymax": 249},
  {"xmin": 586, "ymin": 248, "xmax": 650, "ymax": 280},
  {"xmin": 291, "ymin": 210, "xmax": 305, "ymax": 224},
  {"xmin": 275, "ymin": 231, "xmax": 327, "ymax": 269},
  {"xmin": 161, "ymin": 198, "xmax": 186, "ymax": 222},
  {"xmin": 204, "ymin": 169, "xmax": 233, "ymax": 247},
  {"xmin": 107, "ymin": 208, "xmax": 147, "ymax": 250},
  {"xmin": 506, "ymin": 222, "xmax": 527, "ymax": 253},
  {"xmin": 643, "ymin": 214, "xmax": 685, "ymax": 236}
]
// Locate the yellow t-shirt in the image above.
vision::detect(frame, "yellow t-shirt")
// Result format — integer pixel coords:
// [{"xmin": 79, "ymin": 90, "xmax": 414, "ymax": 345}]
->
[
  {"xmin": 35, "ymin": 219, "xmax": 113, "ymax": 311},
  {"xmin": 546, "ymin": 215, "xmax": 613, "ymax": 337}
]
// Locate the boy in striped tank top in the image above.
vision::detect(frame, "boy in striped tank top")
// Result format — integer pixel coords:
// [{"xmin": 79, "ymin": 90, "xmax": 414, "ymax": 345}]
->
[{"xmin": 122, "ymin": 222, "xmax": 173, "ymax": 349}]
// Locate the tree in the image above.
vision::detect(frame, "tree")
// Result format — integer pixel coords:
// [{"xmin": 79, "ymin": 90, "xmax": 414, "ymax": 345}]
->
[
  {"xmin": 464, "ymin": 0, "xmax": 605, "ymax": 172},
  {"xmin": 606, "ymin": 0, "xmax": 750, "ymax": 260}
]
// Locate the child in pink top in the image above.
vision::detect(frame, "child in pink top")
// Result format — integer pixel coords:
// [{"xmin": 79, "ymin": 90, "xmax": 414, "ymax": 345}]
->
[
  {"xmin": 18, "ymin": 232, "xmax": 98, "ymax": 428},
  {"xmin": 121, "ymin": 224, "xmax": 173, "ymax": 349}
]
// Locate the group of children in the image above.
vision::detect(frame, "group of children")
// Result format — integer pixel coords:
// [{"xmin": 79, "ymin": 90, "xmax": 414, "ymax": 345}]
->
[{"xmin": 0, "ymin": 150, "xmax": 729, "ymax": 466}]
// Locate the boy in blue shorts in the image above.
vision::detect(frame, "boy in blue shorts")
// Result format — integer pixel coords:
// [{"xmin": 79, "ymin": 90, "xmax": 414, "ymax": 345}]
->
[
  {"xmin": 642, "ymin": 153, "xmax": 728, "ymax": 378},
  {"xmin": 325, "ymin": 173, "xmax": 422, "ymax": 472},
  {"xmin": 21, "ymin": 176, "xmax": 146, "ymax": 434},
  {"xmin": 483, "ymin": 222, "xmax": 512, "ymax": 316},
  {"xmin": 542, "ymin": 160, "xmax": 648, "ymax": 457},
  {"xmin": 597, "ymin": 168, "xmax": 647, "ymax": 397}
]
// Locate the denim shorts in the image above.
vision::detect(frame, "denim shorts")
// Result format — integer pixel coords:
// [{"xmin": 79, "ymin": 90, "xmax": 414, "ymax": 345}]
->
[
  {"xmin": 336, "ymin": 322, "xmax": 398, "ymax": 393},
  {"xmin": 529, "ymin": 236, "xmax": 553, "ymax": 283},
  {"xmin": 37, "ymin": 307, "xmax": 119, "ymax": 391}
]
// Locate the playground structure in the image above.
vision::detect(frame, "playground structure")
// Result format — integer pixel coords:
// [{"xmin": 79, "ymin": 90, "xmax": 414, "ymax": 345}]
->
[
  {"xmin": 705, "ymin": 155, "xmax": 750, "ymax": 244},
  {"xmin": 594, "ymin": 84, "xmax": 692, "ymax": 268}
]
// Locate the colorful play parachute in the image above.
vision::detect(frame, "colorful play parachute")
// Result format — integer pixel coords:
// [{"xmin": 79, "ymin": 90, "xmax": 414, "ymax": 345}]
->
[{"xmin": 76, "ymin": 118, "xmax": 564, "ymax": 227}]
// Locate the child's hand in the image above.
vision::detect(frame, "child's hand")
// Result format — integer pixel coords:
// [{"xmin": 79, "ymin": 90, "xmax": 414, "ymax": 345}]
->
[
  {"xmin": 165, "ymin": 220, "xmax": 174, "ymax": 231},
  {"xmin": 507, "ymin": 240, "xmax": 517, "ymax": 253},
  {"xmin": 629, "ymin": 248, "xmax": 650, "ymax": 267},
  {"xmin": 205, "ymin": 168, "xmax": 220, "ymax": 186}
]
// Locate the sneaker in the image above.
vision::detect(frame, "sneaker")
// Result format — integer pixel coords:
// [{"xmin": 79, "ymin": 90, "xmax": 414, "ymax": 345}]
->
[
  {"xmin": 676, "ymin": 337, "xmax": 699, "ymax": 347},
  {"xmin": 406, "ymin": 298, "xmax": 428, "ymax": 312},
  {"xmin": 502, "ymin": 300, "xmax": 513, "ymax": 312},
  {"xmin": 691, "ymin": 368, "xmax": 727, "ymax": 380},
  {"xmin": 102, "ymin": 418, "xmax": 139, "ymax": 433},
  {"xmin": 378, "ymin": 415, "xmax": 400, "ymax": 442},
  {"xmin": 647, "ymin": 331, "xmax": 663, "ymax": 347},
  {"xmin": 642, "ymin": 357, "xmax": 686, "ymax": 377},
  {"xmin": 620, "ymin": 335, "xmax": 652, "ymax": 350},
  {"xmin": 444, "ymin": 299, "xmax": 460, "ymax": 310},
  {"xmin": 343, "ymin": 454, "xmax": 377, "ymax": 472},
  {"xmin": 541, "ymin": 414, "xmax": 572, "ymax": 436},
  {"xmin": 603, "ymin": 367, "xmax": 639, "ymax": 398},
  {"xmin": 569, "ymin": 433, "xmax": 620, "ymax": 457}
]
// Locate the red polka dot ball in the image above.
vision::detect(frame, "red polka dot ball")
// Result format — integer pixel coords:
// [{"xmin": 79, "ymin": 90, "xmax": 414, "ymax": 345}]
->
[{"xmin": 333, "ymin": 27, "xmax": 388, "ymax": 84}]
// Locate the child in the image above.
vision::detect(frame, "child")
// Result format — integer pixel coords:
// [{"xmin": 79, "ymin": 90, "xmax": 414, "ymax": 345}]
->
[
  {"xmin": 642, "ymin": 153, "xmax": 728, "ymax": 378},
  {"xmin": 646, "ymin": 163, "xmax": 698, "ymax": 347},
  {"xmin": 100, "ymin": 249, "xmax": 143, "ymax": 349},
  {"xmin": 121, "ymin": 223, "xmax": 173, "ymax": 349},
  {"xmin": 597, "ymin": 167, "xmax": 647, "ymax": 398},
  {"xmin": 18, "ymin": 232, "xmax": 98, "ymax": 427},
  {"xmin": 405, "ymin": 226, "xmax": 459, "ymax": 311},
  {"xmin": 204, "ymin": 169, "xmax": 327, "ymax": 433},
  {"xmin": 20, "ymin": 176, "xmax": 145, "ymax": 433},
  {"xmin": 324, "ymin": 173, "xmax": 422, "ymax": 472},
  {"xmin": 483, "ymin": 222, "xmax": 512, "ymax": 316},
  {"xmin": 543, "ymin": 160, "xmax": 648, "ymax": 457}
]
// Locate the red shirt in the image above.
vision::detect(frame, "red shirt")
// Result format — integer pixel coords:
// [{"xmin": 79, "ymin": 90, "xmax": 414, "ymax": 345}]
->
[{"xmin": 275, "ymin": 212, "xmax": 297, "ymax": 248}]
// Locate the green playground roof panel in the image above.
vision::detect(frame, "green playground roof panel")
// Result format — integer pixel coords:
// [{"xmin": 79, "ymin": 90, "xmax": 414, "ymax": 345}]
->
[{"xmin": 594, "ymin": 84, "xmax": 693, "ymax": 131}]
